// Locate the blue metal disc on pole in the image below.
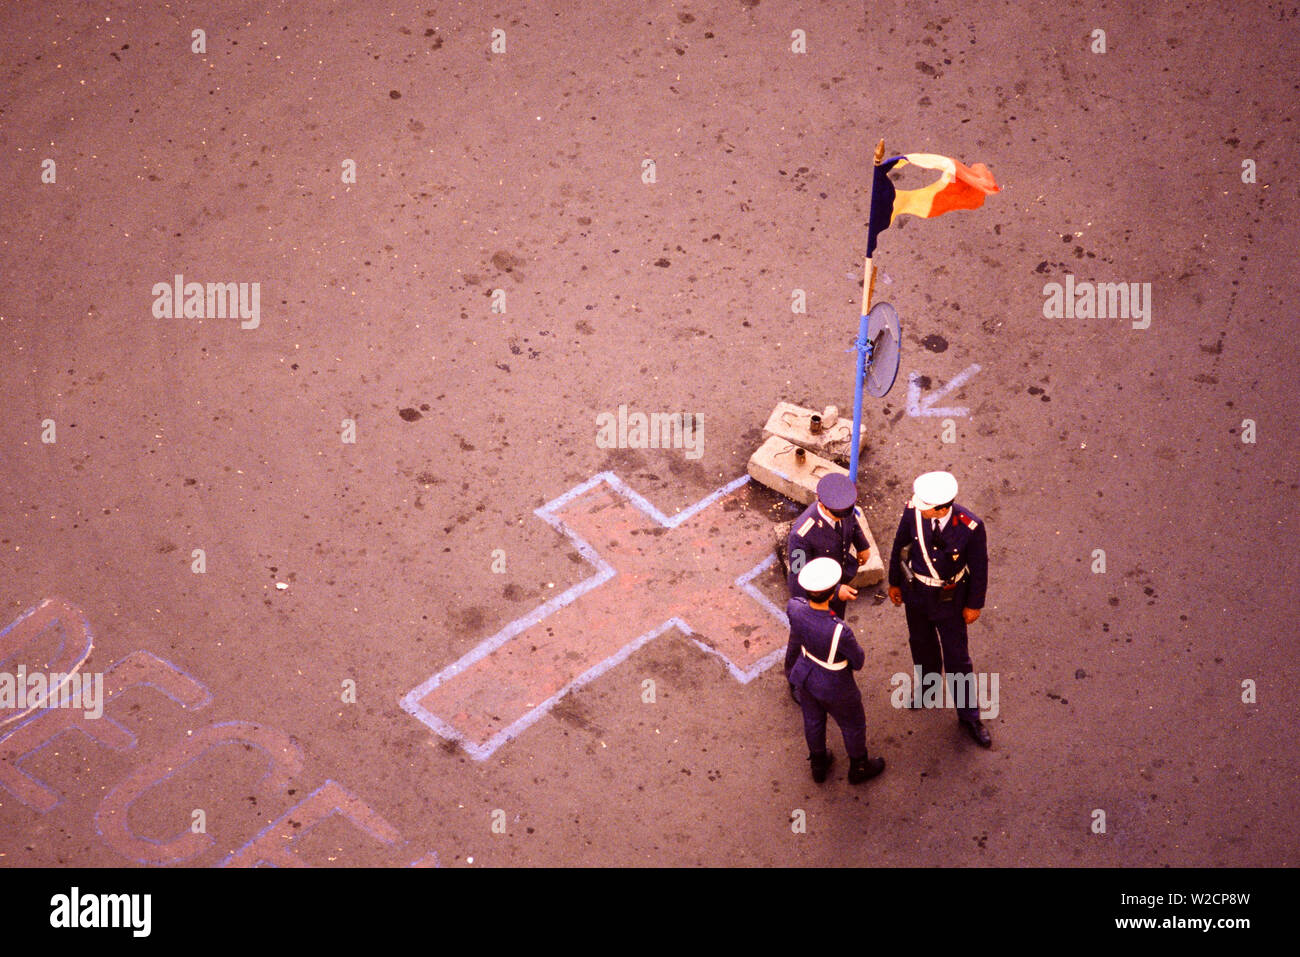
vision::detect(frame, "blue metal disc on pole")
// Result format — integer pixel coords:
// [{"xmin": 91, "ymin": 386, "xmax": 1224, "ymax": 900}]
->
[{"xmin": 864, "ymin": 301, "xmax": 901, "ymax": 398}]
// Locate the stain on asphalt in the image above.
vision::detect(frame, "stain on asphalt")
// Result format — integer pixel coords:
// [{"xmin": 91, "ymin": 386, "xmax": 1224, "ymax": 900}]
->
[{"xmin": 491, "ymin": 250, "xmax": 523, "ymax": 272}]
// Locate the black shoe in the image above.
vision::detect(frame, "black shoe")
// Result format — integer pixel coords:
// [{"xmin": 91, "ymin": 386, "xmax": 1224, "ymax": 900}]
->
[
  {"xmin": 809, "ymin": 751, "xmax": 833, "ymax": 783},
  {"xmin": 960, "ymin": 717, "xmax": 992, "ymax": 748},
  {"xmin": 848, "ymin": 755, "xmax": 885, "ymax": 783}
]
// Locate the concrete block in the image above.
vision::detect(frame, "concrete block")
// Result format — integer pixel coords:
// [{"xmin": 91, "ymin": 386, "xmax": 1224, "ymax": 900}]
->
[
  {"xmin": 850, "ymin": 511, "xmax": 886, "ymax": 588},
  {"xmin": 774, "ymin": 521, "xmax": 793, "ymax": 577},
  {"xmin": 762, "ymin": 401, "xmax": 866, "ymax": 466},
  {"xmin": 747, "ymin": 435, "xmax": 844, "ymax": 505}
]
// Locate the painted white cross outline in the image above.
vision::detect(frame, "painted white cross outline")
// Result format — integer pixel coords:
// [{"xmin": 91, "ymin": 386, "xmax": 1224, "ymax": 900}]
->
[{"xmin": 401, "ymin": 472, "xmax": 789, "ymax": 760}]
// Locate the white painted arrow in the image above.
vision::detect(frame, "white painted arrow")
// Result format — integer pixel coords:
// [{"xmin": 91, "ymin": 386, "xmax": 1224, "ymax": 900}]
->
[{"xmin": 906, "ymin": 363, "xmax": 982, "ymax": 417}]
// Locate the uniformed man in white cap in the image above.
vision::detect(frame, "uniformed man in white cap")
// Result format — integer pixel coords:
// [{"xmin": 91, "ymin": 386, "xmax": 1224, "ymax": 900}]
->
[
  {"xmin": 785, "ymin": 556, "xmax": 887, "ymax": 783},
  {"xmin": 887, "ymin": 470, "xmax": 992, "ymax": 747}
]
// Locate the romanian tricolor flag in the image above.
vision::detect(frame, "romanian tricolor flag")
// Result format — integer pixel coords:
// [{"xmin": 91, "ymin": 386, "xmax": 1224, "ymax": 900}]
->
[{"xmin": 866, "ymin": 153, "xmax": 1000, "ymax": 256}]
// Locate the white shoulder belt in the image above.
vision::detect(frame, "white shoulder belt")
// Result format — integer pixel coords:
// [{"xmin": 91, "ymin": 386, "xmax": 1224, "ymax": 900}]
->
[{"xmin": 801, "ymin": 622, "xmax": 847, "ymax": 671}]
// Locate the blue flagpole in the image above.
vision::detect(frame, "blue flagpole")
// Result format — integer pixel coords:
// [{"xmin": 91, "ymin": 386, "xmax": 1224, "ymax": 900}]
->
[
  {"xmin": 849, "ymin": 311, "xmax": 871, "ymax": 482},
  {"xmin": 850, "ymin": 139, "xmax": 887, "ymax": 484}
]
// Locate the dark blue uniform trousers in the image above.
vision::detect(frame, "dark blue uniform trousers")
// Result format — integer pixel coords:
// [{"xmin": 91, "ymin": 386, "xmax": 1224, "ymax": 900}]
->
[
  {"xmin": 904, "ymin": 583, "xmax": 979, "ymax": 723},
  {"xmin": 789, "ymin": 658, "xmax": 867, "ymax": 759}
]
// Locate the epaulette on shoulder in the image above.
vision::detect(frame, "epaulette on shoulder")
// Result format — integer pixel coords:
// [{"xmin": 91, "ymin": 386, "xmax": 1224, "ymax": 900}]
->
[
  {"xmin": 956, "ymin": 509, "xmax": 979, "ymax": 530},
  {"xmin": 796, "ymin": 516, "xmax": 815, "ymax": 537}
]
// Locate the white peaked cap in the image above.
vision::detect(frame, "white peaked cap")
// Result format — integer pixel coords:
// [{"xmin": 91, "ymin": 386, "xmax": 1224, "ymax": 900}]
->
[
  {"xmin": 797, "ymin": 556, "xmax": 842, "ymax": 593},
  {"xmin": 912, "ymin": 471, "xmax": 958, "ymax": 509}
]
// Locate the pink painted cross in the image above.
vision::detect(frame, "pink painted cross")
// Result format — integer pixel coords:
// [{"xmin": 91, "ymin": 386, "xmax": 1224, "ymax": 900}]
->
[{"xmin": 402, "ymin": 473, "xmax": 788, "ymax": 759}]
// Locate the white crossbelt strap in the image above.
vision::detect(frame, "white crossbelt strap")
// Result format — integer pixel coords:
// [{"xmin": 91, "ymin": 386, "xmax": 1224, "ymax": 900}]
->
[
  {"xmin": 915, "ymin": 506, "xmax": 944, "ymax": 581},
  {"xmin": 801, "ymin": 623, "xmax": 847, "ymax": 670}
]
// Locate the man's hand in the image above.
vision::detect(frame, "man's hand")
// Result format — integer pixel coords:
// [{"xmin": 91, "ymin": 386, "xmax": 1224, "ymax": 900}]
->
[
  {"xmin": 962, "ymin": 607, "xmax": 981, "ymax": 624},
  {"xmin": 857, "ymin": 549, "xmax": 871, "ymax": 567},
  {"xmin": 837, "ymin": 584, "xmax": 858, "ymax": 603},
  {"xmin": 888, "ymin": 586, "xmax": 903, "ymax": 606}
]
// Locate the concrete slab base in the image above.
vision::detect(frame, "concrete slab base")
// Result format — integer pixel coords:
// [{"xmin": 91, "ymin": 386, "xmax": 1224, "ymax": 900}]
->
[
  {"xmin": 849, "ymin": 513, "xmax": 886, "ymax": 588},
  {"xmin": 761, "ymin": 401, "xmax": 866, "ymax": 465},
  {"xmin": 747, "ymin": 435, "xmax": 844, "ymax": 506}
]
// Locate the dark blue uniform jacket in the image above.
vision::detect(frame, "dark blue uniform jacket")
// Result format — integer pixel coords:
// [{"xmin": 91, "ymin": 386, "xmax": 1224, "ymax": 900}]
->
[
  {"xmin": 786, "ymin": 503, "xmax": 869, "ymax": 600},
  {"xmin": 887, "ymin": 502, "xmax": 988, "ymax": 609},
  {"xmin": 784, "ymin": 597, "xmax": 865, "ymax": 692}
]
